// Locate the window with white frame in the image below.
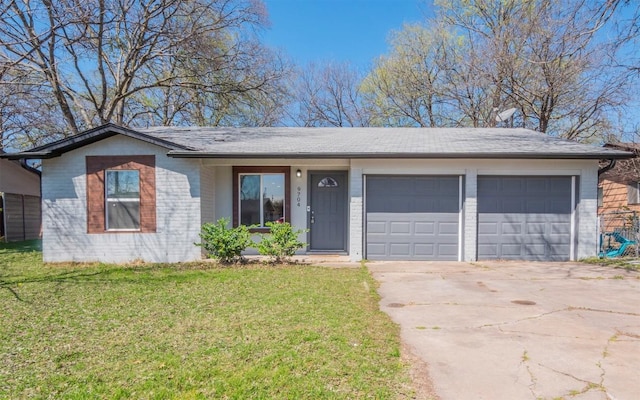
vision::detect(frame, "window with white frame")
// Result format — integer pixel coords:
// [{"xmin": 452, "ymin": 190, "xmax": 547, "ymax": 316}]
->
[
  {"xmin": 239, "ymin": 173, "xmax": 285, "ymax": 226},
  {"xmin": 106, "ymin": 170, "xmax": 140, "ymax": 230}
]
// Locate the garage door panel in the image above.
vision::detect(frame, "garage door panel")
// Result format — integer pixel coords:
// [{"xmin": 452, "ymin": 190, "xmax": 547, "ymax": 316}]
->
[
  {"xmin": 367, "ymin": 243, "xmax": 387, "ymax": 257},
  {"xmin": 502, "ymin": 244, "xmax": 524, "ymax": 257},
  {"xmin": 478, "ymin": 221, "xmax": 498, "ymax": 235},
  {"xmin": 366, "ymin": 176, "xmax": 460, "ymax": 261},
  {"xmin": 389, "ymin": 243, "xmax": 411, "ymax": 256},
  {"xmin": 389, "ymin": 221, "xmax": 411, "ymax": 234},
  {"xmin": 415, "ymin": 222, "xmax": 435, "ymax": 234},
  {"xmin": 438, "ymin": 244, "xmax": 459, "ymax": 256},
  {"xmin": 551, "ymin": 223, "xmax": 571, "ymax": 235},
  {"xmin": 367, "ymin": 221, "xmax": 386, "ymax": 234},
  {"xmin": 414, "ymin": 244, "xmax": 435, "ymax": 257},
  {"xmin": 478, "ymin": 176, "xmax": 573, "ymax": 261},
  {"xmin": 438, "ymin": 221, "xmax": 459, "ymax": 235}
]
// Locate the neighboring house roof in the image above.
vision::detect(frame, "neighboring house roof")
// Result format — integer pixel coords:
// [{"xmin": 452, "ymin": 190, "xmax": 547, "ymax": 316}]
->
[
  {"xmin": 600, "ymin": 142, "xmax": 640, "ymax": 183},
  {"xmin": 604, "ymin": 142, "xmax": 640, "ymax": 153},
  {"xmin": 2, "ymin": 123, "xmax": 634, "ymax": 160}
]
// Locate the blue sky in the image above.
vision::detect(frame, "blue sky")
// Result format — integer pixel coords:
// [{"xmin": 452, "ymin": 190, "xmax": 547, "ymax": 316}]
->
[{"xmin": 262, "ymin": 0, "xmax": 432, "ymax": 68}]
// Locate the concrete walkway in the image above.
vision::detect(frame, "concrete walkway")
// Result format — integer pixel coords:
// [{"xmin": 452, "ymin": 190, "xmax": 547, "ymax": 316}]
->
[{"xmin": 368, "ymin": 261, "xmax": 640, "ymax": 400}]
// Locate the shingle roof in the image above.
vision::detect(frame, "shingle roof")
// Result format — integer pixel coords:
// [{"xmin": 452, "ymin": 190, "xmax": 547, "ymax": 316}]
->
[
  {"xmin": 2, "ymin": 124, "xmax": 633, "ymax": 160},
  {"xmin": 137, "ymin": 126, "xmax": 632, "ymax": 159}
]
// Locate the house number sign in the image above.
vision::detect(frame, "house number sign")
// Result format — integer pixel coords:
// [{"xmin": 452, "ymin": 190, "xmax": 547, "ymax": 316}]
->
[{"xmin": 296, "ymin": 186, "xmax": 302, "ymax": 207}]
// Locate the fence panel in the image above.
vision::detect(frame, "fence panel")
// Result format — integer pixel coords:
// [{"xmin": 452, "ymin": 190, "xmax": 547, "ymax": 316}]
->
[{"xmin": 598, "ymin": 211, "xmax": 639, "ymax": 257}]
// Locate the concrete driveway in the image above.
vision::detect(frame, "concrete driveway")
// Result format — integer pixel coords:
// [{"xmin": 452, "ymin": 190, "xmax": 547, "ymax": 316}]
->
[{"xmin": 368, "ymin": 261, "xmax": 640, "ymax": 400}]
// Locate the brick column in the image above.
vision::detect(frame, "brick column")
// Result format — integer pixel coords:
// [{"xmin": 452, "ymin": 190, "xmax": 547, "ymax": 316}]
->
[{"xmin": 464, "ymin": 169, "xmax": 478, "ymax": 261}]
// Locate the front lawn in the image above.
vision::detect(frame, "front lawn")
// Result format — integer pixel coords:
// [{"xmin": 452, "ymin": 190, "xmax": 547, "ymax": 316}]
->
[{"xmin": 0, "ymin": 241, "xmax": 412, "ymax": 399}]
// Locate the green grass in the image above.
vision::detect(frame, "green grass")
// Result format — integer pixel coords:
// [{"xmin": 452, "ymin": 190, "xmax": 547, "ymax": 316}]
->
[
  {"xmin": 0, "ymin": 241, "xmax": 412, "ymax": 399},
  {"xmin": 581, "ymin": 256, "xmax": 640, "ymax": 271}
]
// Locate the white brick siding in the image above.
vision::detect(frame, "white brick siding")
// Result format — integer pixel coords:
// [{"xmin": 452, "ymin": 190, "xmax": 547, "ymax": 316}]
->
[
  {"xmin": 42, "ymin": 136, "xmax": 202, "ymax": 263},
  {"xmin": 200, "ymin": 165, "xmax": 216, "ymax": 226},
  {"xmin": 348, "ymin": 167, "xmax": 363, "ymax": 261},
  {"xmin": 40, "ymin": 141, "xmax": 600, "ymax": 263},
  {"xmin": 577, "ymin": 167, "xmax": 598, "ymax": 259},
  {"xmin": 464, "ymin": 169, "xmax": 478, "ymax": 261}
]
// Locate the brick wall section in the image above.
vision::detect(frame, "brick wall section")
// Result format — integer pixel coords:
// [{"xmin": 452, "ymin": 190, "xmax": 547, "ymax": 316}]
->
[
  {"xmin": 42, "ymin": 135, "xmax": 202, "ymax": 263},
  {"xmin": 463, "ymin": 169, "xmax": 478, "ymax": 261},
  {"xmin": 349, "ymin": 167, "xmax": 363, "ymax": 261},
  {"xmin": 200, "ymin": 164, "xmax": 216, "ymax": 226},
  {"xmin": 577, "ymin": 169, "xmax": 598, "ymax": 259},
  {"xmin": 86, "ymin": 155, "xmax": 156, "ymax": 233}
]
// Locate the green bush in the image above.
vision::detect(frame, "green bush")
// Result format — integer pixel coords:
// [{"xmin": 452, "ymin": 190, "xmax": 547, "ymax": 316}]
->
[
  {"xmin": 196, "ymin": 218, "xmax": 253, "ymax": 263},
  {"xmin": 256, "ymin": 222, "xmax": 307, "ymax": 263}
]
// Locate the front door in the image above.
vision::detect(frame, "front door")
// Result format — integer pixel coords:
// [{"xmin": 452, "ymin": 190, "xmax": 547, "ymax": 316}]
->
[{"xmin": 309, "ymin": 171, "xmax": 348, "ymax": 251}]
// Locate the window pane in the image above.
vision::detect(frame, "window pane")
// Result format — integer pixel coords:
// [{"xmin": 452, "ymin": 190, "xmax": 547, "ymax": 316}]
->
[
  {"xmin": 240, "ymin": 175, "xmax": 261, "ymax": 225},
  {"xmin": 107, "ymin": 201, "xmax": 140, "ymax": 230},
  {"xmin": 318, "ymin": 177, "xmax": 338, "ymax": 187},
  {"xmin": 106, "ymin": 170, "xmax": 140, "ymax": 199},
  {"xmin": 263, "ymin": 174, "xmax": 285, "ymax": 224}
]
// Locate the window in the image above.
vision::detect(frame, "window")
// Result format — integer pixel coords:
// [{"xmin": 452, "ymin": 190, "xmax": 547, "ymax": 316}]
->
[
  {"xmin": 106, "ymin": 170, "xmax": 140, "ymax": 230},
  {"xmin": 86, "ymin": 156, "xmax": 156, "ymax": 233},
  {"xmin": 597, "ymin": 186, "xmax": 603, "ymax": 208},
  {"xmin": 318, "ymin": 176, "xmax": 339, "ymax": 188},
  {"xmin": 627, "ymin": 182, "xmax": 640, "ymax": 205},
  {"xmin": 233, "ymin": 166, "xmax": 290, "ymax": 230}
]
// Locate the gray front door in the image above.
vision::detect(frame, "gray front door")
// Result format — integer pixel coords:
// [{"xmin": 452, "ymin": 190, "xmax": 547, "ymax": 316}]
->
[
  {"xmin": 477, "ymin": 176, "xmax": 573, "ymax": 261},
  {"xmin": 365, "ymin": 175, "xmax": 461, "ymax": 261},
  {"xmin": 309, "ymin": 171, "xmax": 348, "ymax": 251}
]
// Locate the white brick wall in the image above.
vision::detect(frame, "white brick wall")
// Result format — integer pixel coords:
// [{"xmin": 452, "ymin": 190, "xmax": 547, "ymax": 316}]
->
[
  {"xmin": 200, "ymin": 165, "xmax": 216, "ymax": 226},
  {"xmin": 41, "ymin": 145, "xmax": 600, "ymax": 263},
  {"xmin": 349, "ymin": 167, "xmax": 363, "ymax": 261},
  {"xmin": 42, "ymin": 136, "xmax": 203, "ymax": 263},
  {"xmin": 577, "ymin": 167, "xmax": 598, "ymax": 259},
  {"xmin": 464, "ymin": 169, "xmax": 478, "ymax": 261}
]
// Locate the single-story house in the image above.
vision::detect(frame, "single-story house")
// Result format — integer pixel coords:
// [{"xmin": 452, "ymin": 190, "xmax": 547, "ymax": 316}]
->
[
  {"xmin": 598, "ymin": 142, "xmax": 640, "ymax": 214},
  {"xmin": 0, "ymin": 156, "xmax": 41, "ymax": 242},
  {"xmin": 2, "ymin": 123, "xmax": 632, "ymax": 263}
]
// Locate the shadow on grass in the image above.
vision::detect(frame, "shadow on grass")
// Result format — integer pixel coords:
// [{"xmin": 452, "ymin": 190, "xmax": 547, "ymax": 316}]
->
[
  {"xmin": 0, "ymin": 239, "xmax": 42, "ymax": 253},
  {"xmin": 0, "ymin": 261, "xmax": 237, "ymax": 302}
]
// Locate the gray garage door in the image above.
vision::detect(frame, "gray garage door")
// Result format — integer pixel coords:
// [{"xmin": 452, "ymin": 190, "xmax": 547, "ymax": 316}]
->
[
  {"xmin": 477, "ymin": 176, "xmax": 573, "ymax": 261},
  {"xmin": 366, "ymin": 176, "xmax": 460, "ymax": 261}
]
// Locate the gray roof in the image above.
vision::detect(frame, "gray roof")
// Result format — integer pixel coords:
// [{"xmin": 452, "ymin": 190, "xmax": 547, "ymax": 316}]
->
[
  {"xmin": 138, "ymin": 126, "xmax": 631, "ymax": 159},
  {"xmin": 1, "ymin": 123, "xmax": 633, "ymax": 160}
]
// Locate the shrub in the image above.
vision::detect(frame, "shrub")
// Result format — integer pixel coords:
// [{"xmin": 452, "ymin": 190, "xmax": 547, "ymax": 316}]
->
[
  {"xmin": 196, "ymin": 218, "xmax": 253, "ymax": 263},
  {"xmin": 256, "ymin": 222, "xmax": 307, "ymax": 263}
]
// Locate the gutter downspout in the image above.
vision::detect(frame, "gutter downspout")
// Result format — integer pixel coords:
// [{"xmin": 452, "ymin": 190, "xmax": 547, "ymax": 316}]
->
[
  {"xmin": 20, "ymin": 159, "xmax": 41, "ymax": 176},
  {"xmin": 598, "ymin": 159, "xmax": 616, "ymax": 176}
]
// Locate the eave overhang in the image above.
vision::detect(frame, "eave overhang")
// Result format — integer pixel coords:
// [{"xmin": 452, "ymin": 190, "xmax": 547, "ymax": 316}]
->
[
  {"xmin": 166, "ymin": 151, "xmax": 635, "ymax": 160},
  {"xmin": 1, "ymin": 123, "xmax": 193, "ymax": 160}
]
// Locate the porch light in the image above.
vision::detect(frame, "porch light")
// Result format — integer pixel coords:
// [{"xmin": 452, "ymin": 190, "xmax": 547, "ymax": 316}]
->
[{"xmin": 296, "ymin": 169, "xmax": 302, "ymax": 178}]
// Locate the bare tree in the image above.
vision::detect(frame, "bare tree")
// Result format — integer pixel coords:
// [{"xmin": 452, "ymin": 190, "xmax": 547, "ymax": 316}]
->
[
  {"xmin": 294, "ymin": 62, "xmax": 371, "ymax": 127},
  {"xmin": 361, "ymin": 23, "xmax": 452, "ymax": 127},
  {"xmin": 0, "ymin": 0, "xmax": 290, "ymax": 147},
  {"xmin": 361, "ymin": 0, "xmax": 629, "ymax": 140}
]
